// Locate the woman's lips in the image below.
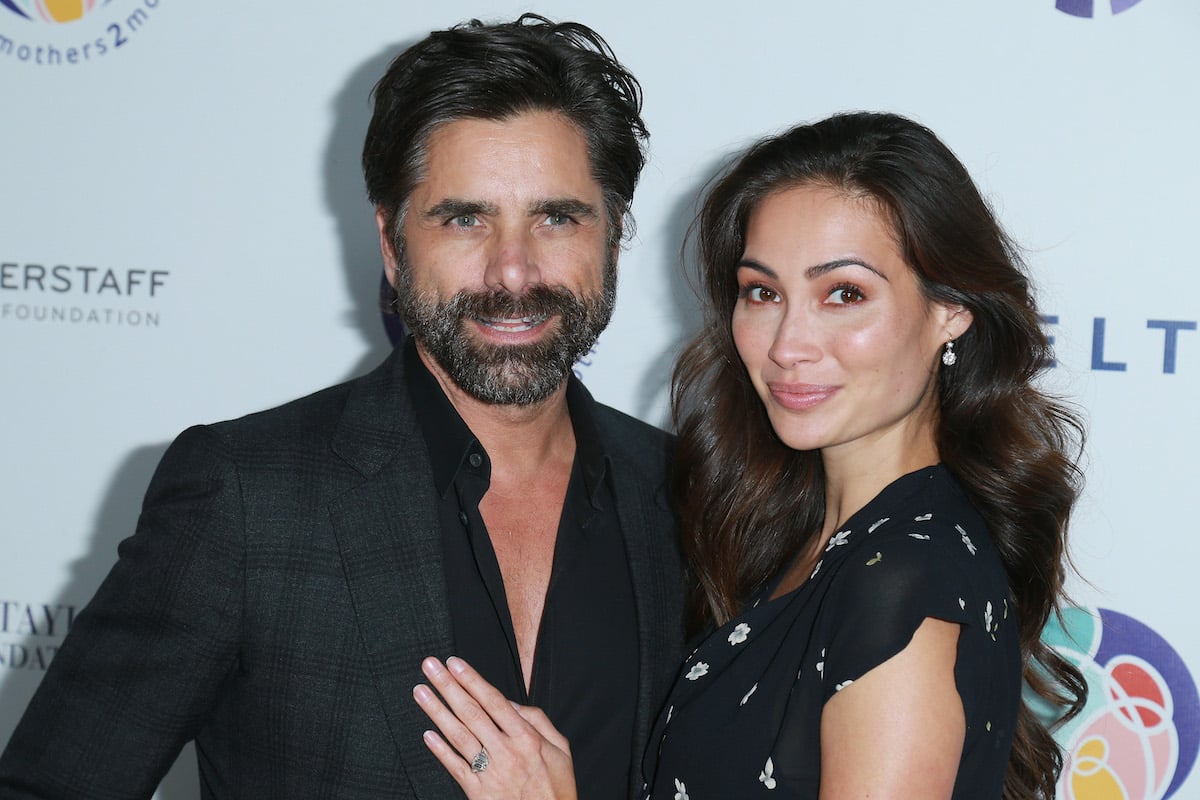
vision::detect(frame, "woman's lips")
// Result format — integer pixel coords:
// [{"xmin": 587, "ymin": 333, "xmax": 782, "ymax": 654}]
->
[{"xmin": 767, "ymin": 382, "xmax": 838, "ymax": 410}]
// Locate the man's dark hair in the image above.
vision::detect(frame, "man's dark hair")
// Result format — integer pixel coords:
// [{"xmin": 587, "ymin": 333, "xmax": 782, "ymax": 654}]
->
[{"xmin": 362, "ymin": 13, "xmax": 648, "ymax": 246}]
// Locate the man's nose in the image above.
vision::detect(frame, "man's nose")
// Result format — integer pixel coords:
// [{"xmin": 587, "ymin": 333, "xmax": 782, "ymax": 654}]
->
[{"xmin": 483, "ymin": 227, "xmax": 541, "ymax": 293}]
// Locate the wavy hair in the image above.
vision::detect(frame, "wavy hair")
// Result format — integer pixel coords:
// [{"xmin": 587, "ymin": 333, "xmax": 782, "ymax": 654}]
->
[
  {"xmin": 362, "ymin": 13, "xmax": 647, "ymax": 250},
  {"xmin": 671, "ymin": 111, "xmax": 1086, "ymax": 799}
]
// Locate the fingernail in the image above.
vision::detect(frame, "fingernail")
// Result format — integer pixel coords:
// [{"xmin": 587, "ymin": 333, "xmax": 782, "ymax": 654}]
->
[
  {"xmin": 413, "ymin": 684, "xmax": 432, "ymax": 702},
  {"xmin": 447, "ymin": 656, "xmax": 465, "ymax": 674},
  {"xmin": 423, "ymin": 730, "xmax": 438, "ymax": 745},
  {"xmin": 422, "ymin": 657, "xmax": 443, "ymax": 676}
]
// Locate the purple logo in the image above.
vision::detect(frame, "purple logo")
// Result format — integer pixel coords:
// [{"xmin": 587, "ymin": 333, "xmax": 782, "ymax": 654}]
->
[
  {"xmin": 380, "ymin": 273, "xmax": 407, "ymax": 347},
  {"xmin": 1056, "ymin": 0, "xmax": 1145, "ymax": 17},
  {"xmin": 1040, "ymin": 607, "xmax": 1199, "ymax": 798}
]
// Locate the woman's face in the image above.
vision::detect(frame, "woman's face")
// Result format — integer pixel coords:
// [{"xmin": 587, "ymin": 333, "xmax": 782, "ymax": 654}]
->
[{"xmin": 731, "ymin": 184, "xmax": 969, "ymax": 463}]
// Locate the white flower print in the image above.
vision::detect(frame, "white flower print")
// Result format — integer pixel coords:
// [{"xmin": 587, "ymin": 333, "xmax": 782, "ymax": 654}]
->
[
  {"xmin": 741, "ymin": 683, "xmax": 758, "ymax": 706},
  {"xmin": 666, "ymin": 704, "xmax": 674, "ymax": 724},
  {"xmin": 868, "ymin": 517, "xmax": 890, "ymax": 533},
  {"xmin": 816, "ymin": 648, "xmax": 826, "ymax": 678},
  {"xmin": 810, "ymin": 559, "xmax": 823, "ymax": 579},
  {"xmin": 728, "ymin": 623, "xmax": 751, "ymax": 646},
  {"xmin": 825, "ymin": 529, "xmax": 852, "ymax": 551},
  {"xmin": 685, "ymin": 662, "xmax": 709, "ymax": 681},
  {"xmin": 1003, "ymin": 598, "xmax": 1009, "ymax": 619},
  {"xmin": 958, "ymin": 597, "xmax": 966, "ymax": 610},
  {"xmin": 984, "ymin": 601, "xmax": 994, "ymax": 639},
  {"xmin": 956, "ymin": 524, "xmax": 977, "ymax": 555},
  {"xmin": 835, "ymin": 679, "xmax": 854, "ymax": 692},
  {"xmin": 908, "ymin": 533, "xmax": 930, "ymax": 540},
  {"xmin": 673, "ymin": 778, "xmax": 689, "ymax": 800},
  {"xmin": 866, "ymin": 552, "xmax": 882, "ymax": 566},
  {"xmin": 759, "ymin": 757, "xmax": 777, "ymax": 790},
  {"xmin": 914, "ymin": 513, "xmax": 933, "ymax": 521}
]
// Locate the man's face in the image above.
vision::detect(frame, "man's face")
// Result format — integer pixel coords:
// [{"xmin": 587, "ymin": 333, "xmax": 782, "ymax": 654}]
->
[{"xmin": 377, "ymin": 111, "xmax": 617, "ymax": 406}]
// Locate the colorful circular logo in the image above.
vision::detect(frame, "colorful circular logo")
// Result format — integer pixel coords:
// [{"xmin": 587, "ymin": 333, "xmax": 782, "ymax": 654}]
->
[
  {"xmin": 1056, "ymin": 0, "xmax": 1146, "ymax": 17},
  {"xmin": 0, "ymin": 0, "xmax": 109, "ymax": 24},
  {"xmin": 1039, "ymin": 607, "xmax": 1199, "ymax": 799}
]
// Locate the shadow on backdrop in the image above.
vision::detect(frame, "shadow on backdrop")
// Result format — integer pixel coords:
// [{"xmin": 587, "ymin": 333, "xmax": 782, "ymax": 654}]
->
[
  {"xmin": 324, "ymin": 39, "xmax": 422, "ymax": 384},
  {"xmin": 632, "ymin": 155, "xmax": 729, "ymax": 427}
]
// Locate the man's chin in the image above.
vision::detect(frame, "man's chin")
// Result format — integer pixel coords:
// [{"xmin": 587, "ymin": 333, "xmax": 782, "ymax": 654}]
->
[{"xmin": 455, "ymin": 362, "xmax": 571, "ymax": 407}]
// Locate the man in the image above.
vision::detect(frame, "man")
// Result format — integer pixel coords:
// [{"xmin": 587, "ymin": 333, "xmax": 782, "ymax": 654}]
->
[{"xmin": 0, "ymin": 15, "xmax": 683, "ymax": 799}]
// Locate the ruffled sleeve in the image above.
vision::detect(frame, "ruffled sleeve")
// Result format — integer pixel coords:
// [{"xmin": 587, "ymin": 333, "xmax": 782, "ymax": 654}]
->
[{"xmin": 817, "ymin": 516, "xmax": 996, "ymax": 704}]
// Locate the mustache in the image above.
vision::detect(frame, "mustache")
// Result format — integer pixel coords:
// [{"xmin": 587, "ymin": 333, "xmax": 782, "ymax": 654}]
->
[{"xmin": 445, "ymin": 285, "xmax": 584, "ymax": 320}]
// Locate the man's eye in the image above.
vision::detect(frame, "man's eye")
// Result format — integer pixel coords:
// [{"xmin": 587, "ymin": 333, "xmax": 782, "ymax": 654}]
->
[
  {"xmin": 449, "ymin": 214, "xmax": 477, "ymax": 227},
  {"xmin": 546, "ymin": 213, "xmax": 573, "ymax": 226}
]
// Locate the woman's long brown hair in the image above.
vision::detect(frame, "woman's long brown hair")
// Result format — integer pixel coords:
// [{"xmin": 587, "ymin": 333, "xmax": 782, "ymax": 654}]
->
[{"xmin": 671, "ymin": 112, "xmax": 1087, "ymax": 798}]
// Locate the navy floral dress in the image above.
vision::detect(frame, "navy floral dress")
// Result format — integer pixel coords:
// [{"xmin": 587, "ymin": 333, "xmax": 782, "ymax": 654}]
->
[{"xmin": 642, "ymin": 466, "xmax": 1021, "ymax": 799}]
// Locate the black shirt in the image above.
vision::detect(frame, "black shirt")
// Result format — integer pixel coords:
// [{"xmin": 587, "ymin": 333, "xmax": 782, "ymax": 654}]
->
[
  {"xmin": 404, "ymin": 340, "xmax": 639, "ymax": 800},
  {"xmin": 644, "ymin": 466, "xmax": 1021, "ymax": 798}
]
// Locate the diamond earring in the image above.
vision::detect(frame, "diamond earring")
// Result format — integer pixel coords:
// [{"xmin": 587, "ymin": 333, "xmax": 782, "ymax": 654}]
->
[{"xmin": 942, "ymin": 340, "xmax": 957, "ymax": 367}]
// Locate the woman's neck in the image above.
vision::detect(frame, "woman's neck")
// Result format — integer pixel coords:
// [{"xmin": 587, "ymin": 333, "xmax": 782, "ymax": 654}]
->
[{"xmin": 819, "ymin": 431, "xmax": 940, "ymax": 541}]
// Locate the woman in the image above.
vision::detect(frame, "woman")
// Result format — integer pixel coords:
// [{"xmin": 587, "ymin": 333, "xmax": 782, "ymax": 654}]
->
[{"xmin": 415, "ymin": 111, "xmax": 1086, "ymax": 799}]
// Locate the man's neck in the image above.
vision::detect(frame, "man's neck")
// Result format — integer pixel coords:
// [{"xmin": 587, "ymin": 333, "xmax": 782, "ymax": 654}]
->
[{"xmin": 416, "ymin": 346, "xmax": 576, "ymax": 484}]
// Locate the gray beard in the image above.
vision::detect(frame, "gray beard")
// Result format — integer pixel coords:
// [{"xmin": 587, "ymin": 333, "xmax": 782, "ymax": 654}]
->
[{"xmin": 394, "ymin": 255, "xmax": 616, "ymax": 406}]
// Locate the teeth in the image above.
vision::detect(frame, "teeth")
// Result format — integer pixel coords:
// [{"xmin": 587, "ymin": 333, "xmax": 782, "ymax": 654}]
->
[{"xmin": 479, "ymin": 315, "xmax": 546, "ymax": 332}]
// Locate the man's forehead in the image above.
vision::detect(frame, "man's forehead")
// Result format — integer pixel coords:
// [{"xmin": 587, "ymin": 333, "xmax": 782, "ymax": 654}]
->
[
  {"xmin": 425, "ymin": 110, "xmax": 586, "ymax": 146},
  {"xmin": 411, "ymin": 111, "xmax": 601, "ymax": 205}
]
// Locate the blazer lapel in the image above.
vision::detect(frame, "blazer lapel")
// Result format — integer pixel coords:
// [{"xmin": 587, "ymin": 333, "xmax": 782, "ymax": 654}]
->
[
  {"xmin": 612, "ymin": 462, "xmax": 684, "ymax": 797},
  {"xmin": 327, "ymin": 347, "xmax": 460, "ymax": 799}
]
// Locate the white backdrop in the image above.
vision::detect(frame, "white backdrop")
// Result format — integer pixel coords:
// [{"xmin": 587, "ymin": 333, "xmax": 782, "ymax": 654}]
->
[{"xmin": 1, "ymin": 1, "xmax": 1197, "ymax": 797}]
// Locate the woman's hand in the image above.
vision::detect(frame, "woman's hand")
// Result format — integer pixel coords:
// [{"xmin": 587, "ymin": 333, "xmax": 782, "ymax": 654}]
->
[{"xmin": 414, "ymin": 656, "xmax": 578, "ymax": 800}]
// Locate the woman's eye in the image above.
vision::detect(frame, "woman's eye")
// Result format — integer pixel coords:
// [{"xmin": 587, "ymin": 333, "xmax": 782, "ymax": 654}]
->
[
  {"xmin": 826, "ymin": 286, "xmax": 864, "ymax": 304},
  {"xmin": 743, "ymin": 286, "xmax": 779, "ymax": 303}
]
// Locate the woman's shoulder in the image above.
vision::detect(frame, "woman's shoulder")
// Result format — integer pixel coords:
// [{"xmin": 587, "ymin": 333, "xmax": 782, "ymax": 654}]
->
[
  {"xmin": 820, "ymin": 467, "xmax": 1009, "ymax": 629},
  {"xmin": 808, "ymin": 468, "xmax": 1017, "ymax": 704},
  {"xmin": 852, "ymin": 466, "xmax": 995, "ymax": 555}
]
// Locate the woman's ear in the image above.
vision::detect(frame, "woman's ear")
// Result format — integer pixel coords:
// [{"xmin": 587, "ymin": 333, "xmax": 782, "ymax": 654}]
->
[{"xmin": 940, "ymin": 303, "xmax": 974, "ymax": 341}]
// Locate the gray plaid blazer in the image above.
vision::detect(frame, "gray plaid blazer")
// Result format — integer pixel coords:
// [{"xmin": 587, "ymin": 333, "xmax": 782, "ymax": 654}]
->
[{"xmin": 0, "ymin": 345, "xmax": 684, "ymax": 799}]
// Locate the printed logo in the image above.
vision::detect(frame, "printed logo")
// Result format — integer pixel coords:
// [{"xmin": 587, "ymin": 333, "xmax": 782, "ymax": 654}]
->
[
  {"xmin": 0, "ymin": 0, "xmax": 108, "ymax": 24},
  {"xmin": 0, "ymin": 0, "xmax": 162, "ymax": 65},
  {"xmin": 1, "ymin": 259, "xmax": 169, "ymax": 328},
  {"xmin": 0, "ymin": 600, "xmax": 76, "ymax": 672},
  {"xmin": 1056, "ymin": 0, "xmax": 1146, "ymax": 17},
  {"xmin": 1039, "ymin": 607, "xmax": 1199, "ymax": 799},
  {"xmin": 1041, "ymin": 315, "xmax": 1196, "ymax": 375}
]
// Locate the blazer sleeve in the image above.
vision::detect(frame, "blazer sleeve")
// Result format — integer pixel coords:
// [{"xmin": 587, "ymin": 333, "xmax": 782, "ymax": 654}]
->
[{"xmin": 0, "ymin": 425, "xmax": 245, "ymax": 799}]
